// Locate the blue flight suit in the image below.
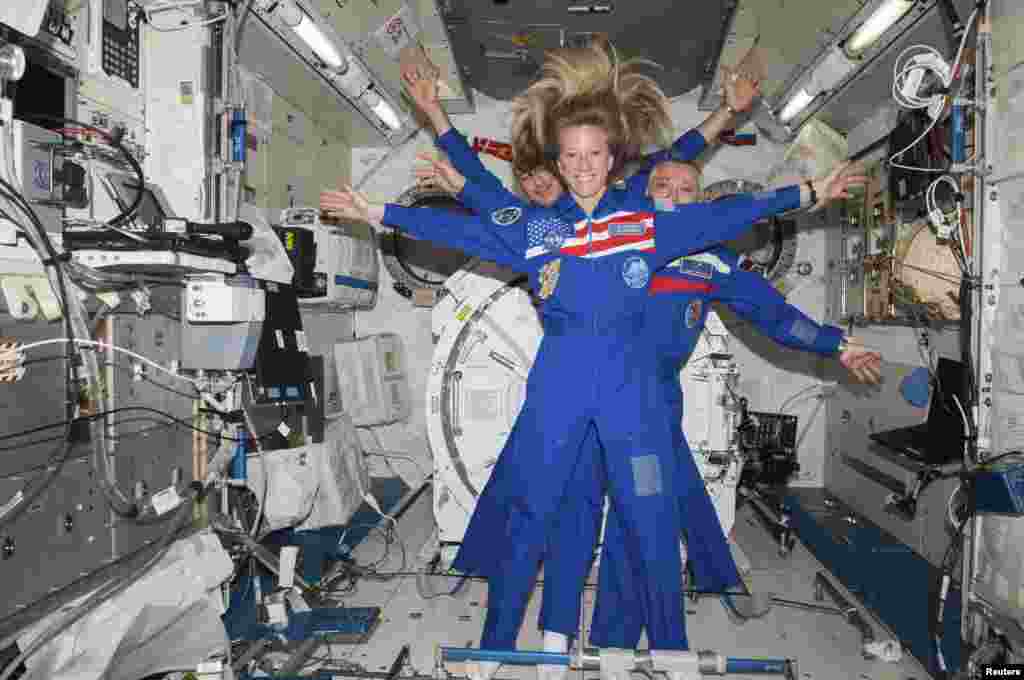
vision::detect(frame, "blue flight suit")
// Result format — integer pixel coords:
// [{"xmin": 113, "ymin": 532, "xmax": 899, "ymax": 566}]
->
[
  {"xmin": 380, "ymin": 181, "xmax": 804, "ymax": 651},
  {"xmin": 582, "ymin": 246, "xmax": 844, "ymax": 649},
  {"xmin": 432, "ymin": 127, "xmax": 710, "ymax": 646}
]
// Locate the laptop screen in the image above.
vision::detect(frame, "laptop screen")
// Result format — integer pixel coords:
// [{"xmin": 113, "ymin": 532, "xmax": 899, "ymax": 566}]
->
[{"xmin": 926, "ymin": 357, "xmax": 969, "ymax": 449}]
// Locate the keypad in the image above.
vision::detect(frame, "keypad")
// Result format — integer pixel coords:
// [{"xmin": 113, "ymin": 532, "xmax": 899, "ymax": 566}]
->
[{"xmin": 101, "ymin": 7, "xmax": 139, "ymax": 88}]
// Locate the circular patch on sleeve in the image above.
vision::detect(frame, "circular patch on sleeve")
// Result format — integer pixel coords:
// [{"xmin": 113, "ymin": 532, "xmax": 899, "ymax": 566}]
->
[{"xmin": 491, "ymin": 206, "xmax": 523, "ymax": 226}]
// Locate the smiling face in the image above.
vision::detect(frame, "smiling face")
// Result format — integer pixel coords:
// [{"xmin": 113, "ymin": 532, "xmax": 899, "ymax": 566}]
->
[
  {"xmin": 516, "ymin": 166, "xmax": 564, "ymax": 207},
  {"xmin": 556, "ymin": 124, "xmax": 614, "ymax": 201},
  {"xmin": 647, "ymin": 161, "xmax": 701, "ymax": 205}
]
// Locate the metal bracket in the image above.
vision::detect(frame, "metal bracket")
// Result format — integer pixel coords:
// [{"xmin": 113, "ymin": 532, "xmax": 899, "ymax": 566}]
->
[
  {"xmin": 650, "ymin": 650, "xmax": 701, "ymax": 680},
  {"xmin": 599, "ymin": 648, "xmax": 635, "ymax": 680}
]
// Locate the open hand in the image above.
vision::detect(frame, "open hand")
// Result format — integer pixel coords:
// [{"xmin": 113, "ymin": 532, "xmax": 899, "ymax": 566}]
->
[
  {"xmin": 723, "ymin": 66, "xmax": 760, "ymax": 114},
  {"xmin": 320, "ymin": 185, "xmax": 376, "ymax": 224},
  {"xmin": 402, "ymin": 63, "xmax": 441, "ymax": 113},
  {"xmin": 811, "ymin": 161, "xmax": 869, "ymax": 211},
  {"xmin": 839, "ymin": 337, "xmax": 883, "ymax": 384},
  {"xmin": 414, "ymin": 152, "xmax": 466, "ymax": 195}
]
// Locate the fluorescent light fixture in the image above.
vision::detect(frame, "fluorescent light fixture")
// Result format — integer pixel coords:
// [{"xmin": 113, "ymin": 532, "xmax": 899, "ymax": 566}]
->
[
  {"xmin": 332, "ymin": 56, "xmax": 372, "ymax": 99},
  {"xmin": 846, "ymin": 0, "xmax": 915, "ymax": 56},
  {"xmin": 282, "ymin": 2, "xmax": 344, "ymax": 69},
  {"xmin": 363, "ymin": 90, "xmax": 403, "ymax": 130},
  {"xmin": 778, "ymin": 88, "xmax": 817, "ymax": 123},
  {"xmin": 810, "ymin": 47, "xmax": 856, "ymax": 93}
]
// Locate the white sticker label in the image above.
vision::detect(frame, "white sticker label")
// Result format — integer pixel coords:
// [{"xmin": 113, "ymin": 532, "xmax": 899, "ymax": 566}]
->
[
  {"xmin": 275, "ymin": 329, "xmax": 285, "ymax": 349},
  {"xmin": 151, "ymin": 486, "xmax": 182, "ymax": 516},
  {"xmin": 277, "ymin": 422, "xmax": 292, "ymax": 437},
  {"xmin": 295, "ymin": 330, "xmax": 308, "ymax": 353},
  {"xmin": 279, "ymin": 545, "xmax": 299, "ymax": 589}
]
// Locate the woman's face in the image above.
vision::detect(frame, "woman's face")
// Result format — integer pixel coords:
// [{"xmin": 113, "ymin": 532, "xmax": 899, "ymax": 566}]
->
[
  {"xmin": 556, "ymin": 125, "xmax": 614, "ymax": 200},
  {"xmin": 516, "ymin": 167, "xmax": 564, "ymax": 207}
]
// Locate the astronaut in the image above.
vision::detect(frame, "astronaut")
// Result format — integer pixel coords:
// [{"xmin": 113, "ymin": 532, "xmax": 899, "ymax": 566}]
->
[
  {"xmin": 400, "ymin": 151, "xmax": 881, "ymax": 662},
  {"xmin": 404, "ymin": 55, "xmax": 877, "ymax": 660},
  {"xmin": 583, "ymin": 157, "xmax": 883, "ymax": 654},
  {"xmin": 321, "ymin": 40, "xmax": 865, "ymax": 671},
  {"xmin": 400, "ymin": 58, "xmax": 758, "ymax": 664}
]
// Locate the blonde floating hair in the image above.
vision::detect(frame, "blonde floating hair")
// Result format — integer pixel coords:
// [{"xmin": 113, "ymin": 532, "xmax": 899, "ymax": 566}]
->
[{"xmin": 509, "ymin": 38, "xmax": 673, "ymax": 178}]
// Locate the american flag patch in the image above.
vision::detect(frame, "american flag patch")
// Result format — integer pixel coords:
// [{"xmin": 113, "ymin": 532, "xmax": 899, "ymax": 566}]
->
[
  {"xmin": 526, "ymin": 215, "xmax": 574, "ymax": 259},
  {"xmin": 526, "ymin": 210, "xmax": 656, "ymax": 259}
]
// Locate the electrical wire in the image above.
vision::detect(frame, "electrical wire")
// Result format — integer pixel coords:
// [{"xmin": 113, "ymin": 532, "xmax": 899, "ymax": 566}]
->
[
  {"xmin": 363, "ymin": 451, "xmax": 430, "ymax": 481},
  {"xmin": 897, "ymin": 261, "xmax": 963, "ymax": 286},
  {"xmin": 0, "ymin": 159, "xmax": 78, "ymax": 532},
  {"xmin": 0, "ymin": 418, "xmax": 178, "ymax": 456},
  {"xmin": 888, "ymin": 7, "xmax": 979, "ymax": 174},
  {"xmin": 17, "ymin": 337, "xmax": 203, "ymax": 388},
  {"xmin": 241, "ymin": 375, "xmax": 268, "ymax": 538},
  {"xmin": 776, "ymin": 384, "xmax": 826, "ymax": 418},
  {"xmin": 1, "ymin": 118, "xmax": 155, "ymax": 521},
  {"xmin": 17, "ymin": 115, "xmax": 145, "ymax": 230},
  {"xmin": 8, "ymin": 352, "xmax": 198, "ymax": 400},
  {"xmin": 146, "ymin": 6, "xmax": 228, "ymax": 31},
  {"xmin": 0, "ymin": 406, "xmax": 278, "ymax": 451}
]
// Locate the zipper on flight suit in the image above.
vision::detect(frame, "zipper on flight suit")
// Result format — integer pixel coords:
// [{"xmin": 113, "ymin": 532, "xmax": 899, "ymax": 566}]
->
[{"xmin": 587, "ymin": 215, "xmax": 598, "ymax": 403}]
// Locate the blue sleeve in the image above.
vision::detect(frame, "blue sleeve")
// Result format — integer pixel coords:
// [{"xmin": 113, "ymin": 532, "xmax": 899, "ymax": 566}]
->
[
  {"xmin": 435, "ymin": 128, "xmax": 518, "ymax": 215},
  {"xmin": 454, "ymin": 175, "xmax": 531, "ymax": 221},
  {"xmin": 649, "ymin": 185, "xmax": 802, "ymax": 269},
  {"xmin": 712, "ymin": 251, "xmax": 843, "ymax": 355},
  {"xmin": 625, "ymin": 129, "xmax": 707, "ymax": 196},
  {"xmin": 382, "ymin": 203, "xmax": 529, "ymax": 272}
]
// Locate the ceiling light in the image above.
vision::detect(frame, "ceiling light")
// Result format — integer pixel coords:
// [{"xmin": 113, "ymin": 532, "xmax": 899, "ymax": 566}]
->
[
  {"xmin": 810, "ymin": 47, "xmax": 856, "ymax": 93},
  {"xmin": 778, "ymin": 88, "xmax": 817, "ymax": 123},
  {"xmin": 278, "ymin": 1, "xmax": 344, "ymax": 70},
  {"xmin": 846, "ymin": 0, "xmax": 916, "ymax": 56},
  {"xmin": 363, "ymin": 90, "xmax": 402, "ymax": 130},
  {"xmin": 331, "ymin": 56, "xmax": 371, "ymax": 99}
]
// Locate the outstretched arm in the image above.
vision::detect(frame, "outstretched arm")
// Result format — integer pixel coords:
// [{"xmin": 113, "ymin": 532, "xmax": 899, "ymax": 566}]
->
[
  {"xmin": 717, "ymin": 262, "xmax": 844, "ymax": 355},
  {"xmin": 415, "ymin": 153, "xmax": 523, "ymax": 218},
  {"xmin": 714, "ymin": 253, "xmax": 882, "ymax": 383},
  {"xmin": 650, "ymin": 163, "xmax": 867, "ymax": 269},
  {"xmin": 697, "ymin": 67, "xmax": 760, "ymax": 145},
  {"xmin": 320, "ymin": 186, "xmax": 530, "ymax": 273},
  {"xmin": 403, "ymin": 65, "xmax": 509, "ymax": 199},
  {"xmin": 625, "ymin": 69, "xmax": 760, "ymax": 194}
]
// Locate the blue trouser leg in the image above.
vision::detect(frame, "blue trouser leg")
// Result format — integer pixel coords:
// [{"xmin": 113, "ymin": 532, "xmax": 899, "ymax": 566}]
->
[
  {"xmin": 591, "ymin": 407, "xmax": 687, "ymax": 651},
  {"xmin": 471, "ymin": 401, "xmax": 595, "ymax": 650},
  {"xmin": 588, "ymin": 504, "xmax": 648, "ymax": 649},
  {"xmin": 589, "ymin": 412, "xmax": 740, "ymax": 648},
  {"xmin": 538, "ymin": 423, "xmax": 606, "ymax": 640}
]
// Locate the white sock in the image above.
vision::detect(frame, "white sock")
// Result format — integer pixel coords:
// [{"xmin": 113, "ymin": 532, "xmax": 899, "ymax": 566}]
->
[
  {"xmin": 543, "ymin": 630, "xmax": 568, "ymax": 653},
  {"xmin": 538, "ymin": 631, "xmax": 568, "ymax": 680},
  {"xmin": 469, "ymin": 661, "xmax": 500, "ymax": 680}
]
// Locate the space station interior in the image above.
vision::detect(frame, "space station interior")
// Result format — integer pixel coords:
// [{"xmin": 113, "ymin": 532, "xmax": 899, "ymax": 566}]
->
[{"xmin": 2, "ymin": 0, "xmax": 1024, "ymax": 678}]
